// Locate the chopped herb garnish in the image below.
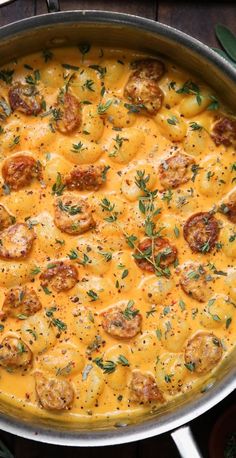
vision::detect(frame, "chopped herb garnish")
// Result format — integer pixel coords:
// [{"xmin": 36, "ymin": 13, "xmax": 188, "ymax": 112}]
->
[
  {"xmin": 109, "ymin": 134, "xmax": 128, "ymax": 157},
  {"xmin": 161, "ymin": 189, "xmax": 173, "ymax": 204},
  {"xmin": 226, "ymin": 317, "xmax": 232, "ymax": 329},
  {"xmin": 68, "ymin": 248, "xmax": 79, "ymax": 260},
  {"xmin": 26, "ymin": 328, "xmax": 37, "ymax": 340},
  {"xmin": 174, "ymin": 225, "xmax": 180, "ymax": 238},
  {"xmin": 82, "ymin": 79, "xmax": 95, "ymax": 91},
  {"xmin": 0, "ymin": 69, "xmax": 14, "ymax": 84},
  {"xmin": 101, "ymin": 165, "xmax": 110, "ymax": 181},
  {"xmin": 78, "ymin": 43, "xmax": 91, "ymax": 55},
  {"xmin": 25, "ymin": 69, "xmax": 40, "ymax": 85},
  {"xmin": 30, "ymin": 266, "xmax": 41, "ymax": 275},
  {"xmin": 45, "ymin": 307, "xmax": 57, "ymax": 317},
  {"xmin": 191, "ymin": 164, "xmax": 201, "ymax": 182},
  {"xmin": 99, "ymin": 251, "xmax": 112, "ymax": 262},
  {"xmin": 207, "ymin": 95, "xmax": 219, "ymax": 111},
  {"xmin": 124, "ymin": 102, "xmax": 145, "ymax": 113},
  {"xmin": 71, "ymin": 141, "xmax": 85, "ymax": 153},
  {"xmin": 121, "ymin": 269, "xmax": 129, "ymax": 279},
  {"xmin": 97, "ymin": 99, "xmax": 112, "ymax": 114},
  {"xmin": 2, "ymin": 183, "xmax": 11, "ymax": 195},
  {"xmin": 184, "ymin": 362, "xmax": 196, "ymax": 372},
  {"xmin": 42, "ymin": 49, "xmax": 53, "ymax": 62},
  {"xmin": 52, "ymin": 318, "xmax": 67, "ymax": 332},
  {"xmin": 89, "ymin": 64, "xmax": 107, "ymax": 78},
  {"xmin": 55, "ymin": 238, "xmax": 65, "ymax": 245},
  {"xmin": 179, "ymin": 299, "xmax": 186, "ymax": 311},
  {"xmin": 190, "ymin": 122, "xmax": 202, "ymax": 131},
  {"xmin": 87, "ymin": 290, "xmax": 99, "ymax": 302},
  {"xmin": 58, "ymin": 200, "xmax": 82, "ymax": 215},
  {"xmin": 156, "ymin": 329, "xmax": 162, "ymax": 340},
  {"xmin": 117, "ymin": 355, "xmax": 130, "ymax": 366},
  {"xmin": 62, "ymin": 63, "xmax": 79, "ymax": 71},
  {"xmin": 201, "ymin": 239, "xmax": 211, "ymax": 253},
  {"xmin": 52, "ymin": 172, "xmax": 66, "ymax": 196},
  {"xmin": 167, "ymin": 115, "xmax": 178, "ymax": 125},
  {"xmin": 56, "ymin": 362, "xmax": 73, "ymax": 376},
  {"xmin": 176, "ymin": 80, "xmax": 202, "ymax": 105},
  {"xmin": 42, "ymin": 286, "xmax": 52, "ymax": 295},
  {"xmin": 123, "ymin": 300, "xmax": 139, "ymax": 320}
]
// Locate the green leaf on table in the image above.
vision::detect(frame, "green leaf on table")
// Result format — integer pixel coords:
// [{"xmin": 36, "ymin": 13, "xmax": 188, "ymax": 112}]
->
[
  {"xmin": 215, "ymin": 24, "xmax": 236, "ymax": 63},
  {"xmin": 0, "ymin": 438, "xmax": 14, "ymax": 458},
  {"xmin": 212, "ymin": 48, "xmax": 236, "ymax": 68}
]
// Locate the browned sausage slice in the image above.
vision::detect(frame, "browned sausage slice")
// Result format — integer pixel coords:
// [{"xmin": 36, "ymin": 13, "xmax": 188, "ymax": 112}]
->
[
  {"xmin": 129, "ymin": 370, "xmax": 165, "ymax": 403},
  {"xmin": 102, "ymin": 306, "xmax": 142, "ymax": 339},
  {"xmin": 40, "ymin": 261, "xmax": 78, "ymax": 292},
  {"xmin": 211, "ymin": 116, "xmax": 236, "ymax": 147},
  {"xmin": 219, "ymin": 188, "xmax": 236, "ymax": 223},
  {"xmin": 159, "ymin": 153, "xmax": 195, "ymax": 190},
  {"xmin": 1, "ymin": 286, "xmax": 42, "ymax": 319},
  {"xmin": 184, "ymin": 332, "xmax": 222, "ymax": 374},
  {"xmin": 183, "ymin": 212, "xmax": 219, "ymax": 253},
  {"xmin": 65, "ymin": 165, "xmax": 105, "ymax": 191},
  {"xmin": 179, "ymin": 262, "xmax": 212, "ymax": 302},
  {"xmin": 2, "ymin": 155, "xmax": 42, "ymax": 191},
  {"xmin": 0, "ymin": 336, "xmax": 32, "ymax": 369},
  {"xmin": 0, "ymin": 96, "xmax": 11, "ymax": 121},
  {"xmin": 124, "ymin": 77, "xmax": 163, "ymax": 115},
  {"xmin": 54, "ymin": 194, "xmax": 95, "ymax": 235},
  {"xmin": 0, "ymin": 204, "xmax": 15, "ymax": 231},
  {"xmin": 35, "ymin": 371, "xmax": 74, "ymax": 410},
  {"xmin": 135, "ymin": 237, "xmax": 177, "ymax": 273},
  {"xmin": 55, "ymin": 93, "xmax": 81, "ymax": 134},
  {"xmin": 0, "ymin": 223, "xmax": 35, "ymax": 259},
  {"xmin": 130, "ymin": 59, "xmax": 166, "ymax": 82},
  {"xmin": 9, "ymin": 82, "xmax": 42, "ymax": 115}
]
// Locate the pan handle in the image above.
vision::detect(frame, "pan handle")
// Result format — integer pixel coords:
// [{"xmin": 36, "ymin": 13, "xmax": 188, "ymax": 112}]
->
[
  {"xmin": 46, "ymin": 0, "xmax": 60, "ymax": 12},
  {"xmin": 171, "ymin": 426, "xmax": 203, "ymax": 458}
]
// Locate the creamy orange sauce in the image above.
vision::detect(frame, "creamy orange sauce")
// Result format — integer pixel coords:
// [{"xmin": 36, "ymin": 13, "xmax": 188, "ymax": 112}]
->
[{"xmin": 0, "ymin": 45, "xmax": 235, "ymax": 423}]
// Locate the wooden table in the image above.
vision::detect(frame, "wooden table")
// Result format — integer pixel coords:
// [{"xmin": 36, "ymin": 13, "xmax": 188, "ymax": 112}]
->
[{"xmin": 0, "ymin": 1, "xmax": 235, "ymax": 457}]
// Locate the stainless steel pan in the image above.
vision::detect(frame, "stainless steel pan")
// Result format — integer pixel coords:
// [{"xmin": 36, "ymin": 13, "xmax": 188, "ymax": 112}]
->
[{"xmin": 0, "ymin": 3, "xmax": 235, "ymax": 456}]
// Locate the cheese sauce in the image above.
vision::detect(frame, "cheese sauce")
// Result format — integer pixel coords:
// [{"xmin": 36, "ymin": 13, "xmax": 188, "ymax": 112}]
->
[{"xmin": 0, "ymin": 45, "xmax": 235, "ymax": 423}]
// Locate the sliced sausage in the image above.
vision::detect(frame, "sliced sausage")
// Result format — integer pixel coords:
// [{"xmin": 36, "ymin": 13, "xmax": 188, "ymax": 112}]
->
[
  {"xmin": 219, "ymin": 188, "xmax": 236, "ymax": 223},
  {"xmin": 179, "ymin": 262, "xmax": 212, "ymax": 302},
  {"xmin": 124, "ymin": 76, "xmax": 163, "ymax": 115},
  {"xmin": 159, "ymin": 153, "xmax": 195, "ymax": 190},
  {"xmin": 130, "ymin": 59, "xmax": 165, "ymax": 82},
  {"xmin": 0, "ymin": 204, "xmax": 15, "ymax": 231},
  {"xmin": 129, "ymin": 370, "xmax": 165, "ymax": 404},
  {"xmin": 184, "ymin": 332, "xmax": 222, "ymax": 375},
  {"xmin": 1, "ymin": 286, "xmax": 41, "ymax": 320},
  {"xmin": 64, "ymin": 165, "xmax": 105, "ymax": 191},
  {"xmin": 55, "ymin": 93, "xmax": 81, "ymax": 134},
  {"xmin": 54, "ymin": 194, "xmax": 95, "ymax": 235},
  {"xmin": 9, "ymin": 82, "xmax": 42, "ymax": 115},
  {"xmin": 102, "ymin": 306, "xmax": 142, "ymax": 339},
  {"xmin": 0, "ymin": 223, "xmax": 35, "ymax": 259},
  {"xmin": 135, "ymin": 237, "xmax": 177, "ymax": 273},
  {"xmin": 2, "ymin": 155, "xmax": 42, "ymax": 191},
  {"xmin": 0, "ymin": 96, "xmax": 11, "ymax": 121},
  {"xmin": 211, "ymin": 116, "xmax": 236, "ymax": 147},
  {"xmin": 183, "ymin": 212, "xmax": 219, "ymax": 253},
  {"xmin": 0, "ymin": 336, "xmax": 32, "ymax": 369},
  {"xmin": 35, "ymin": 371, "xmax": 74, "ymax": 410},
  {"xmin": 40, "ymin": 261, "xmax": 78, "ymax": 292}
]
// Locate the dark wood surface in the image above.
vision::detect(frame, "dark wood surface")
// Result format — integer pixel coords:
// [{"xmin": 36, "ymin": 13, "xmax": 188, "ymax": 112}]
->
[{"xmin": 0, "ymin": 1, "xmax": 235, "ymax": 457}]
